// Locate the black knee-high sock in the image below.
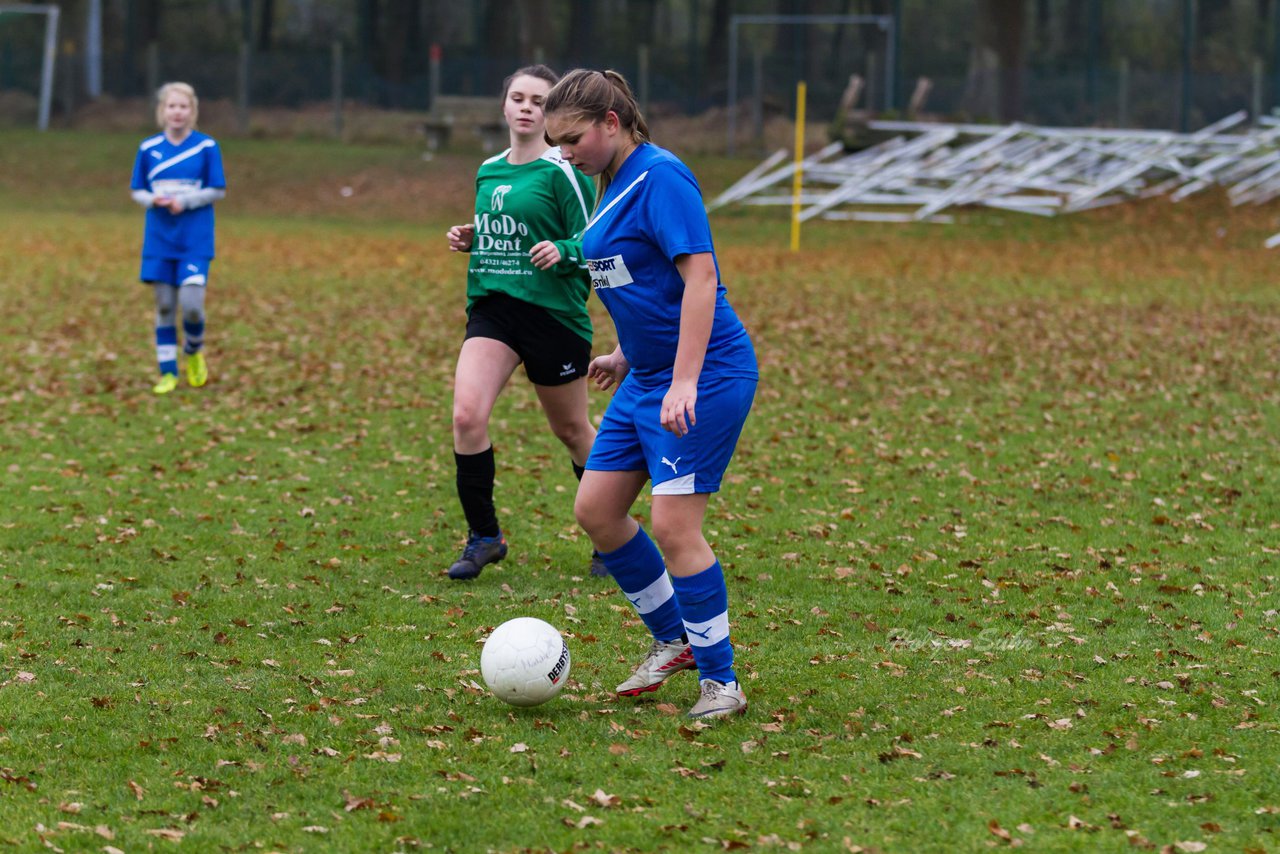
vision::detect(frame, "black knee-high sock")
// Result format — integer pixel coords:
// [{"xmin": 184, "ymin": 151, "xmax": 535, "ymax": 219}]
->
[{"xmin": 456, "ymin": 447, "xmax": 500, "ymax": 538}]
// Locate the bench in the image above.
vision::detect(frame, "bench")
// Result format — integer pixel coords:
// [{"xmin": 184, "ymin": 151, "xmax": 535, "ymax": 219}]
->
[{"xmin": 423, "ymin": 95, "xmax": 508, "ymax": 153}]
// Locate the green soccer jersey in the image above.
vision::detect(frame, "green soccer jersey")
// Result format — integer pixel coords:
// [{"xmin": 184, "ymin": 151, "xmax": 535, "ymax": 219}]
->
[{"xmin": 466, "ymin": 147, "xmax": 596, "ymax": 344}]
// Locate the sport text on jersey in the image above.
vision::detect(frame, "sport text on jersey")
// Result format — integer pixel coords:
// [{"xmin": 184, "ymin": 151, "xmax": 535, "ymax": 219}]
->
[{"xmin": 587, "ymin": 254, "xmax": 634, "ymax": 290}]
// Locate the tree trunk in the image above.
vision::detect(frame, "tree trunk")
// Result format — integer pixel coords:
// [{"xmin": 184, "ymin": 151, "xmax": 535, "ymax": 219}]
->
[
  {"xmin": 141, "ymin": 0, "xmax": 161, "ymax": 44},
  {"xmin": 705, "ymin": 0, "xmax": 731, "ymax": 92},
  {"xmin": 1198, "ymin": 0, "xmax": 1233, "ymax": 41},
  {"xmin": 992, "ymin": 0, "xmax": 1027, "ymax": 121},
  {"xmin": 964, "ymin": 0, "xmax": 1026, "ymax": 121},
  {"xmin": 519, "ymin": 0, "xmax": 556, "ymax": 63},
  {"xmin": 381, "ymin": 0, "xmax": 422, "ymax": 104},
  {"xmin": 257, "ymin": 0, "xmax": 274, "ymax": 52},
  {"xmin": 628, "ymin": 0, "xmax": 661, "ymax": 47},
  {"xmin": 772, "ymin": 0, "xmax": 800, "ymax": 60},
  {"xmin": 1034, "ymin": 0, "xmax": 1051, "ymax": 54},
  {"xmin": 357, "ymin": 0, "xmax": 379, "ymax": 63},
  {"xmin": 1062, "ymin": 0, "xmax": 1085, "ymax": 62},
  {"xmin": 480, "ymin": 0, "xmax": 518, "ymax": 89},
  {"xmin": 567, "ymin": 0, "xmax": 596, "ymax": 66},
  {"xmin": 1256, "ymin": 0, "xmax": 1271, "ymax": 57}
]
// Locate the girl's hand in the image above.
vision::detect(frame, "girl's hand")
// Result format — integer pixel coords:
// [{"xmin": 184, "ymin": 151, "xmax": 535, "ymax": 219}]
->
[
  {"xmin": 660, "ymin": 379, "xmax": 697, "ymax": 437},
  {"xmin": 447, "ymin": 223, "xmax": 476, "ymax": 252},
  {"xmin": 529, "ymin": 240, "xmax": 562, "ymax": 270},
  {"xmin": 587, "ymin": 350, "xmax": 629, "ymax": 391},
  {"xmin": 164, "ymin": 197, "xmax": 185, "ymax": 214}
]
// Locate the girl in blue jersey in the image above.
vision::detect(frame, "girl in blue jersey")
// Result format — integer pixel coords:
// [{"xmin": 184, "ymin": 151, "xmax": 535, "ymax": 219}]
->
[
  {"xmin": 544, "ymin": 70, "xmax": 758, "ymax": 720},
  {"xmin": 130, "ymin": 82, "xmax": 226, "ymax": 394}
]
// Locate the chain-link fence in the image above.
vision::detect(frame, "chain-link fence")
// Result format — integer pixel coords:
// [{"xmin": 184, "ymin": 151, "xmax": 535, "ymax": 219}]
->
[{"xmin": 3, "ymin": 10, "xmax": 1279, "ymax": 146}]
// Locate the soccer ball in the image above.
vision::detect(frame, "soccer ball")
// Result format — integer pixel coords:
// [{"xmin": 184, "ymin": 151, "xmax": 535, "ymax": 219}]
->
[{"xmin": 480, "ymin": 617, "xmax": 571, "ymax": 707}]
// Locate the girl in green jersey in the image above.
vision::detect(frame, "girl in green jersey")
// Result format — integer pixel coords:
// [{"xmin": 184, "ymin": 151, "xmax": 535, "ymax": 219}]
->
[{"xmin": 444, "ymin": 65, "xmax": 602, "ymax": 581}]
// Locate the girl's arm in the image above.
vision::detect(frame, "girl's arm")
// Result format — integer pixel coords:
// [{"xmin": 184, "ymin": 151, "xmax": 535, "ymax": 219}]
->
[
  {"xmin": 447, "ymin": 223, "xmax": 476, "ymax": 252},
  {"xmin": 170, "ymin": 187, "xmax": 225, "ymax": 211},
  {"xmin": 533, "ymin": 164, "xmax": 592, "ymax": 273},
  {"xmin": 162, "ymin": 187, "xmax": 225, "ymax": 214},
  {"xmin": 661, "ymin": 252, "xmax": 717, "ymax": 437},
  {"xmin": 587, "ymin": 345, "xmax": 630, "ymax": 391}
]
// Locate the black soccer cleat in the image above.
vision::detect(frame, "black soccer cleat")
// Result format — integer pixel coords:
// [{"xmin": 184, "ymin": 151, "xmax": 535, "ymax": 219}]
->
[{"xmin": 447, "ymin": 531, "xmax": 508, "ymax": 580}]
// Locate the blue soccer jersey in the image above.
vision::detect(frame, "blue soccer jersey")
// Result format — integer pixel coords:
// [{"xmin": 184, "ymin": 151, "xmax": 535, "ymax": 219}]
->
[
  {"xmin": 131, "ymin": 131, "xmax": 226, "ymax": 260},
  {"xmin": 581, "ymin": 143, "xmax": 757, "ymax": 387}
]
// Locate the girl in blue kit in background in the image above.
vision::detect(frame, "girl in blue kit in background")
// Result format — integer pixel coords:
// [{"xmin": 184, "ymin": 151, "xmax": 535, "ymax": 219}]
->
[
  {"xmin": 130, "ymin": 82, "xmax": 226, "ymax": 394},
  {"xmin": 543, "ymin": 70, "xmax": 758, "ymax": 720}
]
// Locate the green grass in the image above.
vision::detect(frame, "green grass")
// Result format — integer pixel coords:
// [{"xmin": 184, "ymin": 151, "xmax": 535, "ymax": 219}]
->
[{"xmin": 1, "ymin": 128, "xmax": 1278, "ymax": 852}]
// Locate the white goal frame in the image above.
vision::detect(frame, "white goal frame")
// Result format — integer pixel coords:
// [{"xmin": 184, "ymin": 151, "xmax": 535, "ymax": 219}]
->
[{"xmin": 0, "ymin": 3, "xmax": 60, "ymax": 130}]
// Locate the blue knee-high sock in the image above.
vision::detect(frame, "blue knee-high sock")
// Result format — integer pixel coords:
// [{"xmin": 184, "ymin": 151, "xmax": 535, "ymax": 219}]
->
[
  {"xmin": 600, "ymin": 527, "xmax": 684, "ymax": 642},
  {"xmin": 182, "ymin": 318, "xmax": 205, "ymax": 355},
  {"xmin": 671, "ymin": 561, "xmax": 735, "ymax": 684},
  {"xmin": 155, "ymin": 325, "xmax": 178, "ymax": 376}
]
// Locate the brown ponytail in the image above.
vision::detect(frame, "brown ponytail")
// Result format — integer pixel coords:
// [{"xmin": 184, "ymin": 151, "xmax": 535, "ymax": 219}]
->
[
  {"xmin": 545, "ymin": 68, "xmax": 651, "ymax": 200},
  {"xmin": 544, "ymin": 68, "xmax": 650, "ymax": 145}
]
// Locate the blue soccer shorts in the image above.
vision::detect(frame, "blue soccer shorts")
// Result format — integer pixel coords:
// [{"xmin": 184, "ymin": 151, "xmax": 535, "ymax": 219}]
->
[
  {"xmin": 140, "ymin": 257, "xmax": 211, "ymax": 287},
  {"xmin": 586, "ymin": 373, "xmax": 757, "ymax": 494}
]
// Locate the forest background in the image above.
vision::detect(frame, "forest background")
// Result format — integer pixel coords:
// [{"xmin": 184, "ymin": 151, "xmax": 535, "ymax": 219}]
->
[{"xmin": 3, "ymin": 0, "xmax": 1280, "ymax": 143}]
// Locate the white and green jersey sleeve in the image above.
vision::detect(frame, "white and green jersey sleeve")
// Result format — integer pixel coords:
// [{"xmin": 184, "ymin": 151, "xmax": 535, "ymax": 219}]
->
[{"xmin": 466, "ymin": 147, "xmax": 597, "ymax": 344}]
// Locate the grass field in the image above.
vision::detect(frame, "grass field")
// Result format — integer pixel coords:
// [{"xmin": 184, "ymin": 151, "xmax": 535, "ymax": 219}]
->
[{"xmin": 1, "ymin": 128, "xmax": 1278, "ymax": 853}]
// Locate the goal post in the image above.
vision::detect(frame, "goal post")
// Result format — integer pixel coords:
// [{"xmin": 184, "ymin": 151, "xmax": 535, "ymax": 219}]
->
[
  {"xmin": 0, "ymin": 3, "xmax": 59, "ymax": 130},
  {"xmin": 726, "ymin": 13, "xmax": 897, "ymax": 156}
]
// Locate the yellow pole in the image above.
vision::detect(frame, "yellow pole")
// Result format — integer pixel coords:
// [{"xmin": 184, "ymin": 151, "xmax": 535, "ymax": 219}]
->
[{"xmin": 790, "ymin": 81, "xmax": 807, "ymax": 252}]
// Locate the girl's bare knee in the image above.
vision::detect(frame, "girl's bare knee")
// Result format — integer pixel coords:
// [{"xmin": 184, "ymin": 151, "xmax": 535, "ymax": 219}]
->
[
  {"xmin": 547, "ymin": 417, "xmax": 590, "ymax": 451},
  {"xmin": 452, "ymin": 402, "xmax": 486, "ymax": 442},
  {"xmin": 573, "ymin": 496, "xmax": 599, "ymax": 536}
]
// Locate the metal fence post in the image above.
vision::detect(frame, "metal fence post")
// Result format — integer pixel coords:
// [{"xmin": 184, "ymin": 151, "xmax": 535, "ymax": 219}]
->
[
  {"xmin": 1118, "ymin": 57, "xmax": 1130, "ymax": 127},
  {"xmin": 1180, "ymin": 0, "xmax": 1193, "ymax": 133},
  {"xmin": 60, "ymin": 38, "xmax": 74, "ymax": 118},
  {"xmin": 85, "ymin": 0, "xmax": 101, "ymax": 99},
  {"xmin": 751, "ymin": 43, "xmax": 764, "ymax": 153},
  {"xmin": 145, "ymin": 40, "xmax": 158, "ymax": 99},
  {"xmin": 1252, "ymin": 55, "xmax": 1263, "ymax": 122},
  {"xmin": 39, "ymin": 5, "xmax": 59, "ymax": 130},
  {"xmin": 727, "ymin": 18, "xmax": 738, "ymax": 156},
  {"xmin": 638, "ymin": 44, "xmax": 650, "ymax": 116},
  {"xmin": 237, "ymin": 40, "xmax": 249, "ymax": 134},
  {"xmin": 428, "ymin": 44, "xmax": 441, "ymax": 113},
  {"xmin": 332, "ymin": 40, "xmax": 343, "ymax": 139}
]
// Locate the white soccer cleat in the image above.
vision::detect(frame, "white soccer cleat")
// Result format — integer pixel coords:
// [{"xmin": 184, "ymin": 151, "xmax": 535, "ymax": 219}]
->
[
  {"xmin": 615, "ymin": 638, "xmax": 695, "ymax": 696},
  {"xmin": 686, "ymin": 679, "xmax": 748, "ymax": 720}
]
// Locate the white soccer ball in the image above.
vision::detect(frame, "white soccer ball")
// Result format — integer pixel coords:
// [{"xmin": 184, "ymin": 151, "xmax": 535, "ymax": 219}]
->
[{"xmin": 480, "ymin": 617, "xmax": 571, "ymax": 707}]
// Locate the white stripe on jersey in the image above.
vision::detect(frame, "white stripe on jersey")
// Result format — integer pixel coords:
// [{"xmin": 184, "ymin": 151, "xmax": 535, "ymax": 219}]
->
[
  {"xmin": 483, "ymin": 148, "xmax": 511, "ymax": 166},
  {"xmin": 141, "ymin": 135, "xmax": 165, "ymax": 150},
  {"xmin": 583, "ymin": 171, "xmax": 648, "ymax": 235},
  {"xmin": 151, "ymin": 178, "xmax": 201, "ymax": 196},
  {"xmin": 543, "ymin": 147, "xmax": 589, "ymax": 221},
  {"xmin": 148, "ymin": 139, "xmax": 216, "ymax": 182},
  {"xmin": 684, "ymin": 612, "xmax": 730, "ymax": 647}
]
